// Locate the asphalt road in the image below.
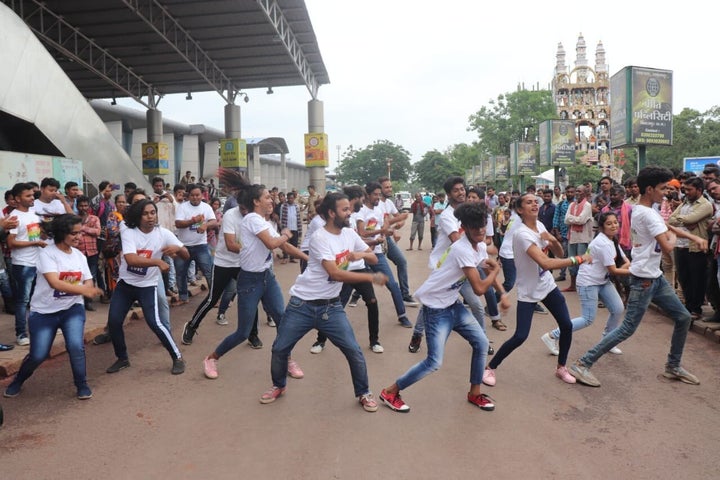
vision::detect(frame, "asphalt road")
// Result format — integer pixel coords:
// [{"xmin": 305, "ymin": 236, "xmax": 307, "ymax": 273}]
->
[{"xmin": 2, "ymin": 225, "xmax": 720, "ymax": 479}]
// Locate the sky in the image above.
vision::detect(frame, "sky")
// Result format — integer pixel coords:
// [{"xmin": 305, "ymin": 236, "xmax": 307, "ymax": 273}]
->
[{"xmin": 118, "ymin": 1, "xmax": 717, "ymax": 174}]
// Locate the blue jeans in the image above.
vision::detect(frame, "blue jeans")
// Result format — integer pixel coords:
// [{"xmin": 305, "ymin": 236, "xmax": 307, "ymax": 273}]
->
[
  {"xmin": 10, "ymin": 303, "xmax": 88, "ymax": 389},
  {"xmin": 490, "ymin": 287, "xmax": 573, "ymax": 368},
  {"xmin": 11, "ymin": 264, "xmax": 36, "ymax": 337},
  {"xmin": 478, "ymin": 266, "xmax": 499, "ymax": 320},
  {"xmin": 174, "ymin": 244, "xmax": 214, "ymax": 301},
  {"xmin": 496, "ymin": 256, "xmax": 516, "ymax": 302},
  {"xmin": 579, "ymin": 275, "xmax": 691, "ymax": 369},
  {"xmin": 108, "ymin": 280, "xmax": 181, "ymax": 361},
  {"xmin": 386, "ymin": 237, "xmax": 410, "ymax": 297},
  {"xmin": 460, "ymin": 281, "xmax": 486, "ymax": 331},
  {"xmin": 271, "ymin": 296, "xmax": 370, "ymax": 397},
  {"xmin": 551, "ymin": 281, "xmax": 623, "ymax": 340},
  {"xmin": 0, "ymin": 269, "xmax": 13, "ymax": 298},
  {"xmin": 567, "ymin": 242, "xmax": 588, "ymax": 277},
  {"xmin": 397, "ymin": 302, "xmax": 488, "ymax": 390},
  {"xmin": 214, "ymin": 268, "xmax": 285, "ymax": 358},
  {"xmin": 368, "ymin": 253, "xmax": 406, "ymax": 317}
]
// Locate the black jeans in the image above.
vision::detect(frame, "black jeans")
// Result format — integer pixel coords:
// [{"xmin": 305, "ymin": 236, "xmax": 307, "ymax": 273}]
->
[
  {"xmin": 675, "ymin": 248, "xmax": 707, "ymax": 314},
  {"xmin": 316, "ymin": 269, "xmax": 379, "ymax": 345}
]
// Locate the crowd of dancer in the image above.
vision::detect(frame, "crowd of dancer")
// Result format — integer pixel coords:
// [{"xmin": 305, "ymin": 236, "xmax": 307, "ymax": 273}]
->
[{"xmin": 0, "ymin": 164, "xmax": 710, "ymax": 415}]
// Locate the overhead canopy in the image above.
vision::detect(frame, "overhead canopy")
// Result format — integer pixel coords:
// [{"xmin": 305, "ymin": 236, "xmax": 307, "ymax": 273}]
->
[{"xmin": 5, "ymin": 0, "xmax": 330, "ymax": 107}]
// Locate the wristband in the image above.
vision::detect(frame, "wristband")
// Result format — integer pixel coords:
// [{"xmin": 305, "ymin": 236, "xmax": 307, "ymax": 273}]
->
[
  {"xmin": 570, "ymin": 256, "xmax": 577, "ymax": 266},
  {"xmin": 576, "ymin": 255, "xmax": 583, "ymax": 265}
]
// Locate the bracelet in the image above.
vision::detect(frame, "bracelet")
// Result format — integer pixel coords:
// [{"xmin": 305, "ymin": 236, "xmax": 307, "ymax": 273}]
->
[
  {"xmin": 575, "ymin": 255, "xmax": 584, "ymax": 265},
  {"xmin": 570, "ymin": 256, "xmax": 577, "ymax": 266}
]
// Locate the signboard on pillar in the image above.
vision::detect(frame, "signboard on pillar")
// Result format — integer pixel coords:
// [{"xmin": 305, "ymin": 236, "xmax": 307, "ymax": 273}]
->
[
  {"xmin": 304, "ymin": 133, "xmax": 329, "ymax": 168},
  {"xmin": 539, "ymin": 120, "xmax": 576, "ymax": 167},
  {"xmin": 511, "ymin": 142, "xmax": 537, "ymax": 176},
  {"xmin": 142, "ymin": 142, "xmax": 169, "ymax": 175},
  {"xmin": 610, "ymin": 66, "xmax": 673, "ymax": 148},
  {"xmin": 494, "ymin": 155, "xmax": 509, "ymax": 182},
  {"xmin": 220, "ymin": 138, "xmax": 248, "ymax": 169}
]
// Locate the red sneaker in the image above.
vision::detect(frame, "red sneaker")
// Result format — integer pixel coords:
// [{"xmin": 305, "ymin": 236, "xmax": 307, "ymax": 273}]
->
[
  {"xmin": 259, "ymin": 386, "xmax": 286, "ymax": 404},
  {"xmin": 380, "ymin": 389, "xmax": 410, "ymax": 413},
  {"xmin": 467, "ymin": 392, "xmax": 495, "ymax": 411}
]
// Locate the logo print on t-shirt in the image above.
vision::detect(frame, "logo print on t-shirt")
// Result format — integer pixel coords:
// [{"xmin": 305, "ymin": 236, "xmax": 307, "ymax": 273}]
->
[
  {"xmin": 54, "ymin": 271, "xmax": 82, "ymax": 297},
  {"xmin": 335, "ymin": 249, "xmax": 350, "ymax": 271},
  {"xmin": 366, "ymin": 218, "xmax": 378, "ymax": 231},
  {"xmin": 127, "ymin": 249, "xmax": 152, "ymax": 276},
  {"xmin": 27, "ymin": 222, "xmax": 42, "ymax": 242}
]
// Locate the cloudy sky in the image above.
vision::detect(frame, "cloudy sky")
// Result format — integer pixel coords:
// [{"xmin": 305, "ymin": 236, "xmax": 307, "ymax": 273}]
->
[{"xmin": 124, "ymin": 1, "xmax": 717, "ymax": 173}]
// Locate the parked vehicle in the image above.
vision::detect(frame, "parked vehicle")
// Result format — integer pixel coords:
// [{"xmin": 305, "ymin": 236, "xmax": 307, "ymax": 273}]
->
[{"xmin": 397, "ymin": 191, "xmax": 412, "ymax": 211}]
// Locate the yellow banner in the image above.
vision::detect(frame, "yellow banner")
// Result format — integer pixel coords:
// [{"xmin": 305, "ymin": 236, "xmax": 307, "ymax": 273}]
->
[
  {"xmin": 220, "ymin": 139, "xmax": 248, "ymax": 169},
  {"xmin": 142, "ymin": 142, "xmax": 169, "ymax": 175},
  {"xmin": 305, "ymin": 133, "xmax": 328, "ymax": 168}
]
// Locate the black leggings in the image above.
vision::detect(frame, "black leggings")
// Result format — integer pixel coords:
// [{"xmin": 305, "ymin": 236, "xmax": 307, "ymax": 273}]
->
[{"xmin": 488, "ymin": 287, "xmax": 573, "ymax": 368}]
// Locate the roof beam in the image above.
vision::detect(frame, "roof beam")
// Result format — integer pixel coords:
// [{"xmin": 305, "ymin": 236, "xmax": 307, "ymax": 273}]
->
[
  {"xmin": 120, "ymin": 0, "xmax": 240, "ymax": 104},
  {"xmin": 255, "ymin": 0, "xmax": 319, "ymax": 98},
  {"xmin": 6, "ymin": 0, "xmax": 158, "ymax": 108}
]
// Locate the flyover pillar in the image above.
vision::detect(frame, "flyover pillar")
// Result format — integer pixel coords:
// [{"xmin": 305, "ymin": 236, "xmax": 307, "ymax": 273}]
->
[
  {"xmin": 252, "ymin": 144, "xmax": 262, "ymax": 185},
  {"xmin": 146, "ymin": 108, "xmax": 164, "ymax": 183},
  {"xmin": 307, "ymin": 99, "xmax": 326, "ymax": 194}
]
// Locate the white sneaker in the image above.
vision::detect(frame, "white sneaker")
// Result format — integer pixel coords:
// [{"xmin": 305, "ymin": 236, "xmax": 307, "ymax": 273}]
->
[
  {"xmin": 371, "ymin": 342, "xmax": 384, "ymax": 353},
  {"xmin": 609, "ymin": 346, "xmax": 623, "ymax": 355},
  {"xmin": 267, "ymin": 317, "xmax": 276, "ymax": 327},
  {"xmin": 540, "ymin": 333, "xmax": 559, "ymax": 356},
  {"xmin": 16, "ymin": 335, "xmax": 29, "ymax": 346},
  {"xmin": 310, "ymin": 342, "xmax": 324, "ymax": 354},
  {"xmin": 216, "ymin": 313, "xmax": 228, "ymax": 325}
]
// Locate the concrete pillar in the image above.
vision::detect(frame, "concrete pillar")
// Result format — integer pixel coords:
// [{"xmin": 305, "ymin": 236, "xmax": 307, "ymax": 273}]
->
[
  {"xmin": 146, "ymin": 108, "xmax": 163, "ymax": 183},
  {"xmin": 252, "ymin": 144, "xmax": 262, "ymax": 185},
  {"xmin": 280, "ymin": 152, "xmax": 288, "ymax": 192},
  {"xmin": 224, "ymin": 104, "xmax": 241, "ymax": 138},
  {"xmin": 307, "ymin": 99, "xmax": 326, "ymax": 194}
]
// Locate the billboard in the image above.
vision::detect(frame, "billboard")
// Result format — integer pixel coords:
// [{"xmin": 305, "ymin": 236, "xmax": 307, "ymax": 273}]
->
[
  {"xmin": 305, "ymin": 133, "xmax": 329, "ymax": 168},
  {"xmin": 512, "ymin": 142, "xmax": 537, "ymax": 176},
  {"xmin": 142, "ymin": 142, "xmax": 169, "ymax": 175},
  {"xmin": 219, "ymin": 138, "xmax": 248, "ymax": 169},
  {"xmin": 539, "ymin": 120, "xmax": 576, "ymax": 166},
  {"xmin": 494, "ymin": 155, "xmax": 509, "ymax": 181},
  {"xmin": 683, "ymin": 156, "xmax": 720, "ymax": 175},
  {"xmin": 611, "ymin": 66, "xmax": 673, "ymax": 148}
]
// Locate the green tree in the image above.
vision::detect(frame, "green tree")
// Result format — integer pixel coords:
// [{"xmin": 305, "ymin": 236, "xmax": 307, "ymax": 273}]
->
[
  {"xmin": 447, "ymin": 142, "xmax": 482, "ymax": 171},
  {"xmin": 413, "ymin": 150, "xmax": 464, "ymax": 192},
  {"xmin": 336, "ymin": 140, "xmax": 412, "ymax": 185},
  {"xmin": 467, "ymin": 89, "xmax": 557, "ymax": 157},
  {"xmin": 565, "ymin": 164, "xmax": 603, "ymax": 187}
]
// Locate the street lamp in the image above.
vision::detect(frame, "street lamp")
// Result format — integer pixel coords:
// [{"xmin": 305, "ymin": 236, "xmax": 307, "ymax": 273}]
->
[{"xmin": 386, "ymin": 158, "xmax": 392, "ymax": 181}]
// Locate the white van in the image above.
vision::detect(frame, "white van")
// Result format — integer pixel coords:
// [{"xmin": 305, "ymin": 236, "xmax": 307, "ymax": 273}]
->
[{"xmin": 397, "ymin": 191, "xmax": 412, "ymax": 211}]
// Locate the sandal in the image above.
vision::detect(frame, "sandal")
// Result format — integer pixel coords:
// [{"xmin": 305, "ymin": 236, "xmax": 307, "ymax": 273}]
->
[{"xmin": 492, "ymin": 319, "xmax": 507, "ymax": 331}]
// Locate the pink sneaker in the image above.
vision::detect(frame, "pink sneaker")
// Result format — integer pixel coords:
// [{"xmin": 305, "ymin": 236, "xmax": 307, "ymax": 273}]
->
[
  {"xmin": 358, "ymin": 393, "xmax": 378, "ymax": 412},
  {"xmin": 482, "ymin": 367, "xmax": 496, "ymax": 387},
  {"xmin": 556, "ymin": 366, "xmax": 577, "ymax": 384},
  {"xmin": 259, "ymin": 385, "xmax": 286, "ymax": 404},
  {"xmin": 287, "ymin": 359, "xmax": 304, "ymax": 379},
  {"xmin": 203, "ymin": 356, "xmax": 218, "ymax": 379}
]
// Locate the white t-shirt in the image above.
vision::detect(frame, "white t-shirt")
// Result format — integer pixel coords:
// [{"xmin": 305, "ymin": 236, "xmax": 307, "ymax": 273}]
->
[
  {"xmin": 31, "ymin": 243, "xmax": 91, "ymax": 314},
  {"xmin": 578, "ymin": 233, "xmax": 625, "ymax": 287},
  {"xmin": 119, "ymin": 226, "xmax": 183, "ymax": 287},
  {"xmin": 238, "ymin": 212, "xmax": 278, "ymax": 272},
  {"xmin": 429, "ymin": 205, "xmax": 460, "ymax": 269},
  {"xmin": 10, "ymin": 209, "xmax": 43, "ymax": 266},
  {"xmin": 175, "ymin": 201, "xmax": 216, "ymax": 246},
  {"xmin": 33, "ymin": 199, "xmax": 66, "ymax": 220},
  {"xmin": 415, "ymin": 236, "xmax": 487, "ymax": 309},
  {"xmin": 383, "ymin": 198, "xmax": 399, "ymax": 216},
  {"xmin": 357, "ymin": 204, "xmax": 385, "ymax": 254},
  {"xmin": 512, "ymin": 222, "xmax": 556, "ymax": 302},
  {"xmin": 289, "ymin": 227, "xmax": 369, "ymax": 300},
  {"xmin": 214, "ymin": 207, "xmax": 242, "ymax": 268},
  {"xmin": 629, "ymin": 204, "xmax": 667, "ymax": 279},
  {"xmin": 498, "ymin": 211, "xmax": 521, "ymax": 259},
  {"xmin": 300, "ymin": 214, "xmax": 326, "ymax": 250},
  {"xmin": 347, "ymin": 212, "xmax": 366, "ymax": 271}
]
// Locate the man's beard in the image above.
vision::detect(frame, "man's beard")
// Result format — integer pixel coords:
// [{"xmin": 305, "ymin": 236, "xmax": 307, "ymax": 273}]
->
[{"xmin": 333, "ymin": 216, "xmax": 349, "ymax": 229}]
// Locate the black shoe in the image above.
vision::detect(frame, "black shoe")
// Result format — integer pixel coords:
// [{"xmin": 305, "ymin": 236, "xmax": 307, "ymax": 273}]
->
[
  {"xmin": 84, "ymin": 302, "xmax": 96, "ymax": 312},
  {"xmin": 488, "ymin": 345, "xmax": 495, "ymax": 356},
  {"xmin": 408, "ymin": 333, "xmax": 422, "ymax": 353},
  {"xmin": 248, "ymin": 335, "xmax": 263, "ymax": 349},
  {"xmin": 534, "ymin": 304, "xmax": 548, "ymax": 315},
  {"xmin": 93, "ymin": 332, "xmax": 111, "ymax": 345},
  {"xmin": 106, "ymin": 358, "xmax": 130, "ymax": 373},
  {"xmin": 0, "ymin": 343, "xmax": 14, "ymax": 352},
  {"xmin": 403, "ymin": 295, "xmax": 419, "ymax": 307},
  {"xmin": 181, "ymin": 322, "xmax": 196, "ymax": 345},
  {"xmin": 171, "ymin": 358, "xmax": 186, "ymax": 375}
]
